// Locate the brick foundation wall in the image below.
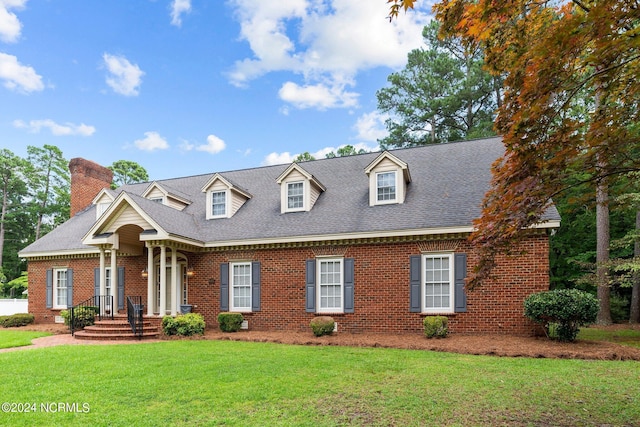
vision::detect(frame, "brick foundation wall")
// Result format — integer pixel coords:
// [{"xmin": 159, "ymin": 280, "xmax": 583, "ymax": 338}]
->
[{"xmin": 28, "ymin": 235, "xmax": 550, "ymax": 335}]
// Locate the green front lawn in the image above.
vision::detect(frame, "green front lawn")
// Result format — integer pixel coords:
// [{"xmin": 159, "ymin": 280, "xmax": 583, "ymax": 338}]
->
[
  {"xmin": 0, "ymin": 340, "xmax": 638, "ymax": 426},
  {"xmin": 578, "ymin": 327, "xmax": 640, "ymax": 348},
  {"xmin": 0, "ymin": 330, "xmax": 51, "ymax": 349}
]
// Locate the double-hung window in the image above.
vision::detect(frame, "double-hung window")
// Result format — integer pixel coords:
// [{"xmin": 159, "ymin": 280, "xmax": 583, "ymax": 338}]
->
[
  {"xmin": 287, "ymin": 182, "xmax": 304, "ymax": 210},
  {"xmin": 211, "ymin": 190, "xmax": 227, "ymax": 217},
  {"xmin": 423, "ymin": 253, "xmax": 454, "ymax": 313},
  {"xmin": 376, "ymin": 171, "xmax": 397, "ymax": 203},
  {"xmin": 231, "ymin": 262, "xmax": 252, "ymax": 311},
  {"xmin": 53, "ymin": 269, "xmax": 68, "ymax": 309},
  {"xmin": 318, "ymin": 258, "xmax": 343, "ymax": 313}
]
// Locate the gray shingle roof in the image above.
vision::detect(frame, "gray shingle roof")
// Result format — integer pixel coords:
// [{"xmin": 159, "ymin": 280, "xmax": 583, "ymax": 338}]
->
[{"xmin": 20, "ymin": 137, "xmax": 560, "ymax": 255}]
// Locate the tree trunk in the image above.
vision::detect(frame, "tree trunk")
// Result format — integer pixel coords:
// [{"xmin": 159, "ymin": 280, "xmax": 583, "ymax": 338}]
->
[
  {"xmin": 630, "ymin": 210, "xmax": 640, "ymax": 323},
  {"xmin": 595, "ymin": 175, "xmax": 612, "ymax": 325},
  {"xmin": 0, "ymin": 176, "xmax": 7, "ymax": 269}
]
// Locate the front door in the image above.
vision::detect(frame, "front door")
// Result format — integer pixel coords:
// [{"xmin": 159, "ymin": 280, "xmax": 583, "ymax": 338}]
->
[{"xmin": 155, "ymin": 264, "xmax": 188, "ymax": 314}]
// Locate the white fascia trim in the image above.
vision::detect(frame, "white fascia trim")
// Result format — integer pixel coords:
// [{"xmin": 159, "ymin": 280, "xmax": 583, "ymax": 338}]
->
[{"xmin": 19, "ymin": 248, "xmax": 101, "ymax": 259}]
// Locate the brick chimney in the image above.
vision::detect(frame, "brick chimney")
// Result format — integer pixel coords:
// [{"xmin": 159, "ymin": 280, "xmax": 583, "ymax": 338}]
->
[{"xmin": 69, "ymin": 158, "xmax": 113, "ymax": 217}]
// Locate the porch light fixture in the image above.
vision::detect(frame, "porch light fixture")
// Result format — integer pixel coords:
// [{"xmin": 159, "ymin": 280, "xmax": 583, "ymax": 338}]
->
[
  {"xmin": 186, "ymin": 267, "xmax": 195, "ymax": 277},
  {"xmin": 141, "ymin": 268, "xmax": 148, "ymax": 278}
]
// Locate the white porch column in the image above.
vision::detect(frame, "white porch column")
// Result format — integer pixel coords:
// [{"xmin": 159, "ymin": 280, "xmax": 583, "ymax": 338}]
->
[
  {"xmin": 110, "ymin": 247, "xmax": 117, "ymax": 312},
  {"xmin": 146, "ymin": 244, "xmax": 155, "ymax": 316},
  {"xmin": 170, "ymin": 248, "xmax": 178, "ymax": 316},
  {"xmin": 99, "ymin": 247, "xmax": 106, "ymax": 317},
  {"xmin": 159, "ymin": 245, "xmax": 167, "ymax": 316}
]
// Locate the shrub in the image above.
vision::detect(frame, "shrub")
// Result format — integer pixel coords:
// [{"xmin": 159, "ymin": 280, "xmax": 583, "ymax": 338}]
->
[
  {"xmin": 310, "ymin": 316, "xmax": 335, "ymax": 337},
  {"xmin": 217, "ymin": 312, "xmax": 244, "ymax": 333},
  {"xmin": 0, "ymin": 313, "xmax": 35, "ymax": 328},
  {"xmin": 163, "ymin": 313, "xmax": 206, "ymax": 336},
  {"xmin": 423, "ymin": 316, "xmax": 448, "ymax": 338},
  {"xmin": 524, "ymin": 289, "xmax": 599, "ymax": 342},
  {"xmin": 60, "ymin": 307, "xmax": 97, "ymax": 330}
]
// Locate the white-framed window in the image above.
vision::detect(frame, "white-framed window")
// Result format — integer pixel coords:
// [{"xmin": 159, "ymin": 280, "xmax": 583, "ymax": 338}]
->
[
  {"xmin": 318, "ymin": 258, "xmax": 343, "ymax": 313},
  {"xmin": 53, "ymin": 268, "xmax": 68, "ymax": 309},
  {"xmin": 105, "ymin": 268, "xmax": 112, "ymax": 308},
  {"xmin": 287, "ymin": 181, "xmax": 304, "ymax": 211},
  {"xmin": 149, "ymin": 197, "xmax": 164, "ymax": 204},
  {"xmin": 231, "ymin": 262, "xmax": 252, "ymax": 311},
  {"xmin": 96, "ymin": 202, "xmax": 111, "ymax": 217},
  {"xmin": 211, "ymin": 190, "xmax": 227, "ymax": 218},
  {"xmin": 423, "ymin": 253, "xmax": 454, "ymax": 313},
  {"xmin": 376, "ymin": 171, "xmax": 397, "ymax": 203}
]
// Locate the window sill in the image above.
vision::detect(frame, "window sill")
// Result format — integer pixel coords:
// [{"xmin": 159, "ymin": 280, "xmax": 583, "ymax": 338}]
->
[{"xmin": 421, "ymin": 312, "xmax": 456, "ymax": 316}]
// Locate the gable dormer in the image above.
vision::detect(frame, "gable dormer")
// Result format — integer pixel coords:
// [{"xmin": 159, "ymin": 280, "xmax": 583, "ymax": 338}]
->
[
  {"xmin": 142, "ymin": 182, "xmax": 191, "ymax": 211},
  {"xmin": 276, "ymin": 163, "xmax": 326, "ymax": 214},
  {"xmin": 201, "ymin": 174, "xmax": 252, "ymax": 219},
  {"xmin": 92, "ymin": 188, "xmax": 115, "ymax": 219},
  {"xmin": 364, "ymin": 151, "xmax": 411, "ymax": 206}
]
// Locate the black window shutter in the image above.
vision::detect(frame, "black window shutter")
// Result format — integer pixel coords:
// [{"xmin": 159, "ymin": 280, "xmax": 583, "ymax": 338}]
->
[
  {"xmin": 409, "ymin": 255, "xmax": 421, "ymax": 312},
  {"xmin": 66, "ymin": 269, "xmax": 74, "ymax": 308},
  {"xmin": 118, "ymin": 267, "xmax": 125, "ymax": 310},
  {"xmin": 305, "ymin": 259, "xmax": 316, "ymax": 312},
  {"xmin": 343, "ymin": 258, "xmax": 354, "ymax": 313},
  {"xmin": 220, "ymin": 263, "xmax": 229, "ymax": 311},
  {"xmin": 251, "ymin": 261, "xmax": 261, "ymax": 312},
  {"xmin": 454, "ymin": 253, "xmax": 467, "ymax": 313},
  {"xmin": 46, "ymin": 269, "xmax": 53, "ymax": 309}
]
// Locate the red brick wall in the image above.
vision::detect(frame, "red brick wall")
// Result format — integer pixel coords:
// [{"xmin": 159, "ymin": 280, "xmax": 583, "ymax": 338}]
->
[
  {"xmin": 28, "ymin": 235, "xmax": 550, "ymax": 335},
  {"xmin": 69, "ymin": 158, "xmax": 113, "ymax": 217}
]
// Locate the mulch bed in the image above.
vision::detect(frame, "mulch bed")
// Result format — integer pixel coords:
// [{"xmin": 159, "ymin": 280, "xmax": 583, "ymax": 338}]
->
[{"xmin": 15, "ymin": 323, "xmax": 640, "ymax": 361}]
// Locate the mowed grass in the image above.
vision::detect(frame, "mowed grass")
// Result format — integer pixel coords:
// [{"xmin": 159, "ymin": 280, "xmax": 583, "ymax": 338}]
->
[
  {"xmin": 578, "ymin": 327, "xmax": 640, "ymax": 348},
  {"xmin": 0, "ymin": 340, "xmax": 638, "ymax": 426},
  {"xmin": 0, "ymin": 330, "xmax": 51, "ymax": 349}
]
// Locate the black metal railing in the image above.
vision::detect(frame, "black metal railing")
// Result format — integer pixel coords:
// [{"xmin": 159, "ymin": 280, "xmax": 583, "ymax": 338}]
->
[
  {"xmin": 127, "ymin": 296, "xmax": 144, "ymax": 339},
  {"xmin": 69, "ymin": 295, "xmax": 113, "ymax": 336}
]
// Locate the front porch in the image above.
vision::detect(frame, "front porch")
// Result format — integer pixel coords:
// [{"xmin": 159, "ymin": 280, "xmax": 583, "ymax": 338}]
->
[{"xmin": 73, "ymin": 315, "xmax": 162, "ymax": 341}]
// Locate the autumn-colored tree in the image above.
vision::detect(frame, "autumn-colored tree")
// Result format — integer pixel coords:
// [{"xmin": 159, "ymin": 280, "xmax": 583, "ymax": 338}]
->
[{"xmin": 389, "ymin": 1, "xmax": 640, "ymax": 324}]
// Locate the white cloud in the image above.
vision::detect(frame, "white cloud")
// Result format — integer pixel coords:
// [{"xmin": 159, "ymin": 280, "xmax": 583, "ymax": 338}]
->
[
  {"xmin": 170, "ymin": 0, "xmax": 191, "ymax": 27},
  {"xmin": 0, "ymin": 0, "xmax": 26, "ymax": 43},
  {"xmin": 353, "ymin": 111, "xmax": 388, "ymax": 142},
  {"xmin": 134, "ymin": 131, "xmax": 169, "ymax": 151},
  {"xmin": 103, "ymin": 53, "xmax": 144, "ymax": 96},
  {"xmin": 278, "ymin": 81, "xmax": 358, "ymax": 110},
  {"xmin": 0, "ymin": 52, "xmax": 44, "ymax": 93},
  {"xmin": 13, "ymin": 119, "xmax": 95, "ymax": 136},
  {"xmin": 262, "ymin": 142, "xmax": 379, "ymax": 166},
  {"xmin": 228, "ymin": 0, "xmax": 430, "ymax": 110},
  {"xmin": 196, "ymin": 134, "xmax": 226, "ymax": 154}
]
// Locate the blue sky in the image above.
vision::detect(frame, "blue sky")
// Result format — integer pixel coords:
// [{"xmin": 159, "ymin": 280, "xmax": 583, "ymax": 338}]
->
[{"xmin": 1, "ymin": 0, "xmax": 431, "ymax": 180}]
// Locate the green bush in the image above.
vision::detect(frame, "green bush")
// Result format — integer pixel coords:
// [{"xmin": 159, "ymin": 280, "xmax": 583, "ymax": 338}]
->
[
  {"xmin": 60, "ymin": 306, "xmax": 97, "ymax": 330},
  {"xmin": 217, "ymin": 312, "xmax": 244, "ymax": 333},
  {"xmin": 610, "ymin": 294, "xmax": 630, "ymax": 323},
  {"xmin": 423, "ymin": 316, "xmax": 448, "ymax": 338},
  {"xmin": 310, "ymin": 316, "xmax": 335, "ymax": 337},
  {"xmin": 524, "ymin": 289, "xmax": 599, "ymax": 342},
  {"xmin": 163, "ymin": 313, "xmax": 206, "ymax": 336},
  {"xmin": 0, "ymin": 313, "xmax": 35, "ymax": 328}
]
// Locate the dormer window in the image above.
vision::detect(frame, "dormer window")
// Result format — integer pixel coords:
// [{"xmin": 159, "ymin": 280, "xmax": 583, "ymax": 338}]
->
[
  {"xmin": 376, "ymin": 171, "xmax": 397, "ymax": 203},
  {"xmin": 211, "ymin": 190, "xmax": 227, "ymax": 217},
  {"xmin": 365, "ymin": 151, "xmax": 411, "ymax": 207},
  {"xmin": 97, "ymin": 202, "xmax": 111, "ymax": 217},
  {"xmin": 201, "ymin": 173, "xmax": 251, "ymax": 220},
  {"xmin": 287, "ymin": 182, "xmax": 304, "ymax": 211},
  {"xmin": 92, "ymin": 188, "xmax": 115, "ymax": 220},
  {"xmin": 276, "ymin": 163, "xmax": 325, "ymax": 214},
  {"xmin": 149, "ymin": 197, "xmax": 164, "ymax": 204}
]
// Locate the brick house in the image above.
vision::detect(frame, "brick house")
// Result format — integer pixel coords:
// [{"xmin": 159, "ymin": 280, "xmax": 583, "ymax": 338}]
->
[{"xmin": 20, "ymin": 137, "xmax": 560, "ymax": 335}]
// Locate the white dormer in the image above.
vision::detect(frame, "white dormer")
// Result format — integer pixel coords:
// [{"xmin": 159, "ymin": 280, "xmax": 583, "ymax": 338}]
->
[
  {"xmin": 364, "ymin": 151, "xmax": 411, "ymax": 206},
  {"xmin": 142, "ymin": 182, "xmax": 191, "ymax": 211},
  {"xmin": 92, "ymin": 188, "xmax": 115, "ymax": 219},
  {"xmin": 200, "ymin": 174, "xmax": 252, "ymax": 219},
  {"xmin": 276, "ymin": 163, "xmax": 326, "ymax": 214}
]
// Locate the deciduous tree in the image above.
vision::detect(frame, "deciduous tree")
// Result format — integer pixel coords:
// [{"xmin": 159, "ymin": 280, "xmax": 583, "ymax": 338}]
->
[{"xmin": 109, "ymin": 160, "xmax": 149, "ymax": 188}]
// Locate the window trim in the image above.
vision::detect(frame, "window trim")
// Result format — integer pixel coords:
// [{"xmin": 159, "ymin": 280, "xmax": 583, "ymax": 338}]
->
[
  {"xmin": 52, "ymin": 268, "xmax": 68, "ymax": 309},
  {"xmin": 210, "ymin": 189, "xmax": 228, "ymax": 218},
  {"xmin": 316, "ymin": 257, "xmax": 344, "ymax": 313},
  {"xmin": 375, "ymin": 170, "xmax": 398, "ymax": 204},
  {"xmin": 230, "ymin": 261, "xmax": 252, "ymax": 312},
  {"xmin": 286, "ymin": 181, "xmax": 305, "ymax": 212},
  {"xmin": 422, "ymin": 253, "xmax": 455, "ymax": 314}
]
